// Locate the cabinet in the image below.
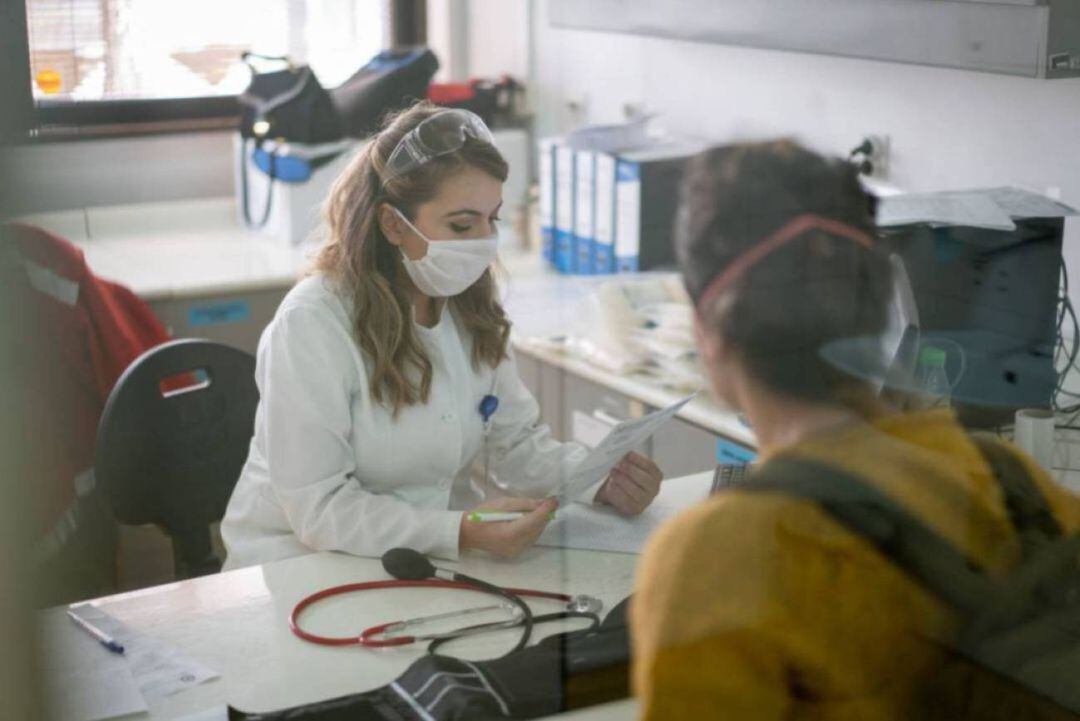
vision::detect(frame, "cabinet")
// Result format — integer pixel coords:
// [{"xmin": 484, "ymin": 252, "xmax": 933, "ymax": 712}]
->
[
  {"xmin": 149, "ymin": 287, "xmax": 289, "ymax": 355},
  {"xmin": 650, "ymin": 416, "xmax": 724, "ymax": 479},
  {"xmin": 561, "ymin": 372, "xmax": 651, "ymax": 456},
  {"xmin": 515, "ymin": 349, "xmax": 567, "ymax": 441},
  {"xmin": 515, "ymin": 351, "xmax": 542, "ymax": 401},
  {"xmin": 515, "ymin": 346, "xmax": 752, "ymax": 478}
]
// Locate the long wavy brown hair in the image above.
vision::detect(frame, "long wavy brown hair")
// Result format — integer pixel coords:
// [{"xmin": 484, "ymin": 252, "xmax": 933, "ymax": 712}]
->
[{"xmin": 313, "ymin": 102, "xmax": 511, "ymax": 415}]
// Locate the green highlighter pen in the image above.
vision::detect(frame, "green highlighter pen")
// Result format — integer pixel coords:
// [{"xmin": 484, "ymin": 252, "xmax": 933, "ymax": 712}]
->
[{"xmin": 467, "ymin": 510, "xmax": 557, "ymax": 522}]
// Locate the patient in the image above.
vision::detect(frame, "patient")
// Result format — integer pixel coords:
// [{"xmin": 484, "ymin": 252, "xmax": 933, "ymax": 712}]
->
[{"xmin": 630, "ymin": 140, "xmax": 1080, "ymax": 720}]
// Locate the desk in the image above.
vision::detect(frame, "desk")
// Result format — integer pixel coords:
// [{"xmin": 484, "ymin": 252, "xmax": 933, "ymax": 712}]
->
[{"xmin": 38, "ymin": 471, "xmax": 714, "ymax": 720}]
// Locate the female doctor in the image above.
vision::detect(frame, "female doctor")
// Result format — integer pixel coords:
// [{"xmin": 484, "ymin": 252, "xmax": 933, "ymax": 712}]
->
[{"xmin": 221, "ymin": 103, "xmax": 663, "ymax": 570}]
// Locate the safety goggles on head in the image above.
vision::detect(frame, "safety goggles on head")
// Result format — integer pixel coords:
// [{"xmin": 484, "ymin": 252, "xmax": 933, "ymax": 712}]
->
[{"xmin": 381, "ymin": 109, "xmax": 496, "ymax": 184}]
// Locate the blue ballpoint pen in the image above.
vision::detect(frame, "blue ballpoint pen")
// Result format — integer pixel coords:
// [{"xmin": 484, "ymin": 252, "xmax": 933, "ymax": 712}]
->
[{"xmin": 67, "ymin": 609, "xmax": 125, "ymax": 655}]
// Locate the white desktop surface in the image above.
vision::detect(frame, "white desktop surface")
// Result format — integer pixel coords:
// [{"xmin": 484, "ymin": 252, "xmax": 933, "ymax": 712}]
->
[{"xmin": 38, "ymin": 471, "xmax": 713, "ymax": 720}]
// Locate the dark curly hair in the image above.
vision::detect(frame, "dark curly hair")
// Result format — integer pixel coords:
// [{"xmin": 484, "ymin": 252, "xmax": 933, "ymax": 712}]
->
[{"xmin": 677, "ymin": 139, "xmax": 892, "ymax": 405}]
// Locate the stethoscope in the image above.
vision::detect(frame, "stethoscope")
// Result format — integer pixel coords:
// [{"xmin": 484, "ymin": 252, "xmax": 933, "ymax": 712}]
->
[{"xmin": 289, "ymin": 548, "xmax": 603, "ymax": 656}]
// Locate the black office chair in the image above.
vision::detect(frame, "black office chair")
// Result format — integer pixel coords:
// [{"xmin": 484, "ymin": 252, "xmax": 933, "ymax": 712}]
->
[{"xmin": 96, "ymin": 339, "xmax": 258, "ymax": 579}]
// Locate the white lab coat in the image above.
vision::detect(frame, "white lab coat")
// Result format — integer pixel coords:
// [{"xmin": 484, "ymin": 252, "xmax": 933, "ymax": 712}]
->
[{"xmin": 221, "ymin": 275, "xmax": 596, "ymax": 570}]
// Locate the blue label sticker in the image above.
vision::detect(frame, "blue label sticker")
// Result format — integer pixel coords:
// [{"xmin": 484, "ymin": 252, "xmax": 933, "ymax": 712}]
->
[
  {"xmin": 189, "ymin": 300, "xmax": 251, "ymax": 327},
  {"xmin": 717, "ymin": 439, "xmax": 756, "ymax": 464},
  {"xmin": 616, "ymin": 161, "xmax": 640, "ymax": 182}
]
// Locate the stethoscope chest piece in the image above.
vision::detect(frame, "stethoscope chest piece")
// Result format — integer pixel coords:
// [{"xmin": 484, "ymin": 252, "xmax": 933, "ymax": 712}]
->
[{"xmin": 566, "ymin": 595, "xmax": 603, "ymax": 615}]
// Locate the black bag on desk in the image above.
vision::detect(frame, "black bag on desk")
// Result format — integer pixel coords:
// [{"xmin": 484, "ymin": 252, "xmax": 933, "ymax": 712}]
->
[
  {"xmin": 230, "ymin": 597, "xmax": 633, "ymax": 720},
  {"xmin": 236, "ymin": 53, "xmax": 343, "ymax": 229},
  {"xmin": 237, "ymin": 46, "xmax": 440, "ymax": 142},
  {"xmin": 236, "ymin": 48, "xmax": 439, "ymax": 229},
  {"xmin": 330, "ymin": 47, "xmax": 439, "ymax": 139},
  {"xmin": 238, "ymin": 53, "xmax": 342, "ymax": 144}
]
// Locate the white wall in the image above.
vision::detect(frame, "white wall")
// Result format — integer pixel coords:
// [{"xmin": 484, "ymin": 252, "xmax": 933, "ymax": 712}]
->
[
  {"xmin": 523, "ymin": 0, "xmax": 1080, "ymax": 300},
  {"xmin": 426, "ymin": 0, "xmax": 529, "ymax": 83},
  {"xmin": 5, "ymin": 131, "xmax": 234, "ymax": 216},
  {"xmin": 426, "ymin": 0, "xmax": 468, "ymax": 81},
  {"xmin": 466, "ymin": 0, "xmax": 530, "ymax": 82}
]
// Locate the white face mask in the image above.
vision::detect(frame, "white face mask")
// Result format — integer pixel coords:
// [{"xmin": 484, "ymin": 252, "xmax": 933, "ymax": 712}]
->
[{"xmin": 392, "ymin": 207, "xmax": 498, "ymax": 297}]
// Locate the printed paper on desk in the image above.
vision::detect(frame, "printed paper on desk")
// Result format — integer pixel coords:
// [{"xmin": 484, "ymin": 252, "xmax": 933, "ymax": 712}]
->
[
  {"xmin": 43, "ymin": 663, "xmax": 149, "ymax": 721},
  {"xmin": 70, "ymin": 603, "xmax": 220, "ymax": 703},
  {"xmin": 977, "ymin": 187, "xmax": 1078, "ymax": 219},
  {"xmin": 558, "ymin": 394, "xmax": 695, "ymax": 502},
  {"xmin": 176, "ymin": 706, "xmax": 231, "ymax": 721},
  {"xmin": 540, "ymin": 471, "xmax": 713, "ymax": 553},
  {"xmin": 878, "ymin": 192, "xmax": 1016, "ymax": 231}
]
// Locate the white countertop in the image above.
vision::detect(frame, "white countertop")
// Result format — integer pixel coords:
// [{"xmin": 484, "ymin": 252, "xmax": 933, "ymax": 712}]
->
[{"xmin": 18, "ymin": 197, "xmax": 316, "ymax": 301}]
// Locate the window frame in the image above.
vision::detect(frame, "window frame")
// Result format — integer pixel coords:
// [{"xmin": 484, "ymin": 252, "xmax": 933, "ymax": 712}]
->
[
  {"xmin": 1, "ymin": 0, "xmax": 34, "ymax": 143},
  {"xmin": 15, "ymin": 0, "xmax": 425, "ymax": 142}
]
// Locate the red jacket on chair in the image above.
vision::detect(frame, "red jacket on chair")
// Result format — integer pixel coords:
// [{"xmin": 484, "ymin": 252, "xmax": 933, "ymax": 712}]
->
[{"xmin": 2, "ymin": 222, "xmax": 171, "ymax": 541}]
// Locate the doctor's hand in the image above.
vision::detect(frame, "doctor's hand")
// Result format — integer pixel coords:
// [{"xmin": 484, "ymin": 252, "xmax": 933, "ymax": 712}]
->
[
  {"xmin": 595, "ymin": 452, "xmax": 663, "ymax": 516},
  {"xmin": 459, "ymin": 496, "xmax": 558, "ymax": 559}
]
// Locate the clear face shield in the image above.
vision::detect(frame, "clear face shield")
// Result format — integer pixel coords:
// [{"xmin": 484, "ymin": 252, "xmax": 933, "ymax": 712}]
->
[{"xmin": 381, "ymin": 109, "xmax": 496, "ymax": 185}]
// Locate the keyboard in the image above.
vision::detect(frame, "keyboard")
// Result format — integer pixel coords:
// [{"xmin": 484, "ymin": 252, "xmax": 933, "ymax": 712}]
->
[{"xmin": 710, "ymin": 463, "xmax": 751, "ymax": 493}]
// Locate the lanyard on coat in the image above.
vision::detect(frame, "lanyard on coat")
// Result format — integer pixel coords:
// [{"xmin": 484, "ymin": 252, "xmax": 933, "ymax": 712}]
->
[{"xmin": 478, "ymin": 375, "xmax": 499, "ymax": 485}]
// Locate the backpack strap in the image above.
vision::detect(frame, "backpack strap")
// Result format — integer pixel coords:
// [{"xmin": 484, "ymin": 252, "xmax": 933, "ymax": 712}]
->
[
  {"xmin": 967, "ymin": 434, "xmax": 1063, "ymax": 553},
  {"xmin": 740, "ymin": 448, "xmax": 1080, "ymax": 718},
  {"xmin": 742, "ymin": 457, "xmax": 997, "ymax": 617}
]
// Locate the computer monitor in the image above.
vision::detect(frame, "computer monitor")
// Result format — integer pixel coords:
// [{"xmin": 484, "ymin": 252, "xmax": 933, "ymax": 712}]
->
[{"xmin": 882, "ymin": 217, "xmax": 1065, "ymax": 426}]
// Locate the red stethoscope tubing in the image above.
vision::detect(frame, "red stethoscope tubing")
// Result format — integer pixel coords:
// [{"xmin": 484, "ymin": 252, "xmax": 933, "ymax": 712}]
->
[{"xmin": 289, "ymin": 579, "xmax": 573, "ymax": 647}]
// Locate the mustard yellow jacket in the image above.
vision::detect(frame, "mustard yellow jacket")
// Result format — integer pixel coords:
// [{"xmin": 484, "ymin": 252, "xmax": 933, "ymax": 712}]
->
[{"xmin": 631, "ymin": 409, "xmax": 1080, "ymax": 720}]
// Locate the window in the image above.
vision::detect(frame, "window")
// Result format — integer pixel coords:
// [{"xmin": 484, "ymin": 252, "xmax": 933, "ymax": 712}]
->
[{"xmin": 20, "ymin": 0, "xmax": 409, "ymax": 135}]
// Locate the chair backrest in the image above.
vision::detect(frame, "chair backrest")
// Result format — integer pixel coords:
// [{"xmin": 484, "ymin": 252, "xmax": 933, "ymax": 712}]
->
[{"xmin": 96, "ymin": 339, "xmax": 258, "ymax": 578}]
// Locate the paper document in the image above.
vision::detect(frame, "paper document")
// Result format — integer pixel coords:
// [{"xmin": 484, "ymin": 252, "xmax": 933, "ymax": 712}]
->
[
  {"xmin": 878, "ymin": 192, "xmax": 1016, "ymax": 231},
  {"xmin": 877, "ymin": 186, "xmax": 1077, "ymax": 231},
  {"xmin": 977, "ymin": 187, "xmax": 1078, "ymax": 219},
  {"xmin": 558, "ymin": 394, "xmax": 694, "ymax": 502},
  {"xmin": 43, "ymin": 664, "xmax": 149, "ymax": 721},
  {"xmin": 70, "ymin": 604, "xmax": 220, "ymax": 703},
  {"xmin": 540, "ymin": 471, "xmax": 713, "ymax": 553},
  {"xmin": 176, "ymin": 706, "xmax": 231, "ymax": 721}
]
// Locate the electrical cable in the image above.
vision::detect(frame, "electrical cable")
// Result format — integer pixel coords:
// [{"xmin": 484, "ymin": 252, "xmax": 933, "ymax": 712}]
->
[
  {"xmin": 1055, "ymin": 295, "xmax": 1080, "ymax": 412},
  {"xmin": 1053, "ymin": 259, "xmax": 1080, "ymax": 413}
]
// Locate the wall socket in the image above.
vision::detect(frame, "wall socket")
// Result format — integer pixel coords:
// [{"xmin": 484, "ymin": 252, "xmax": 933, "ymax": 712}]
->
[
  {"xmin": 623, "ymin": 102, "xmax": 648, "ymax": 120},
  {"xmin": 565, "ymin": 93, "xmax": 589, "ymax": 124},
  {"xmin": 861, "ymin": 134, "xmax": 891, "ymax": 178}
]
